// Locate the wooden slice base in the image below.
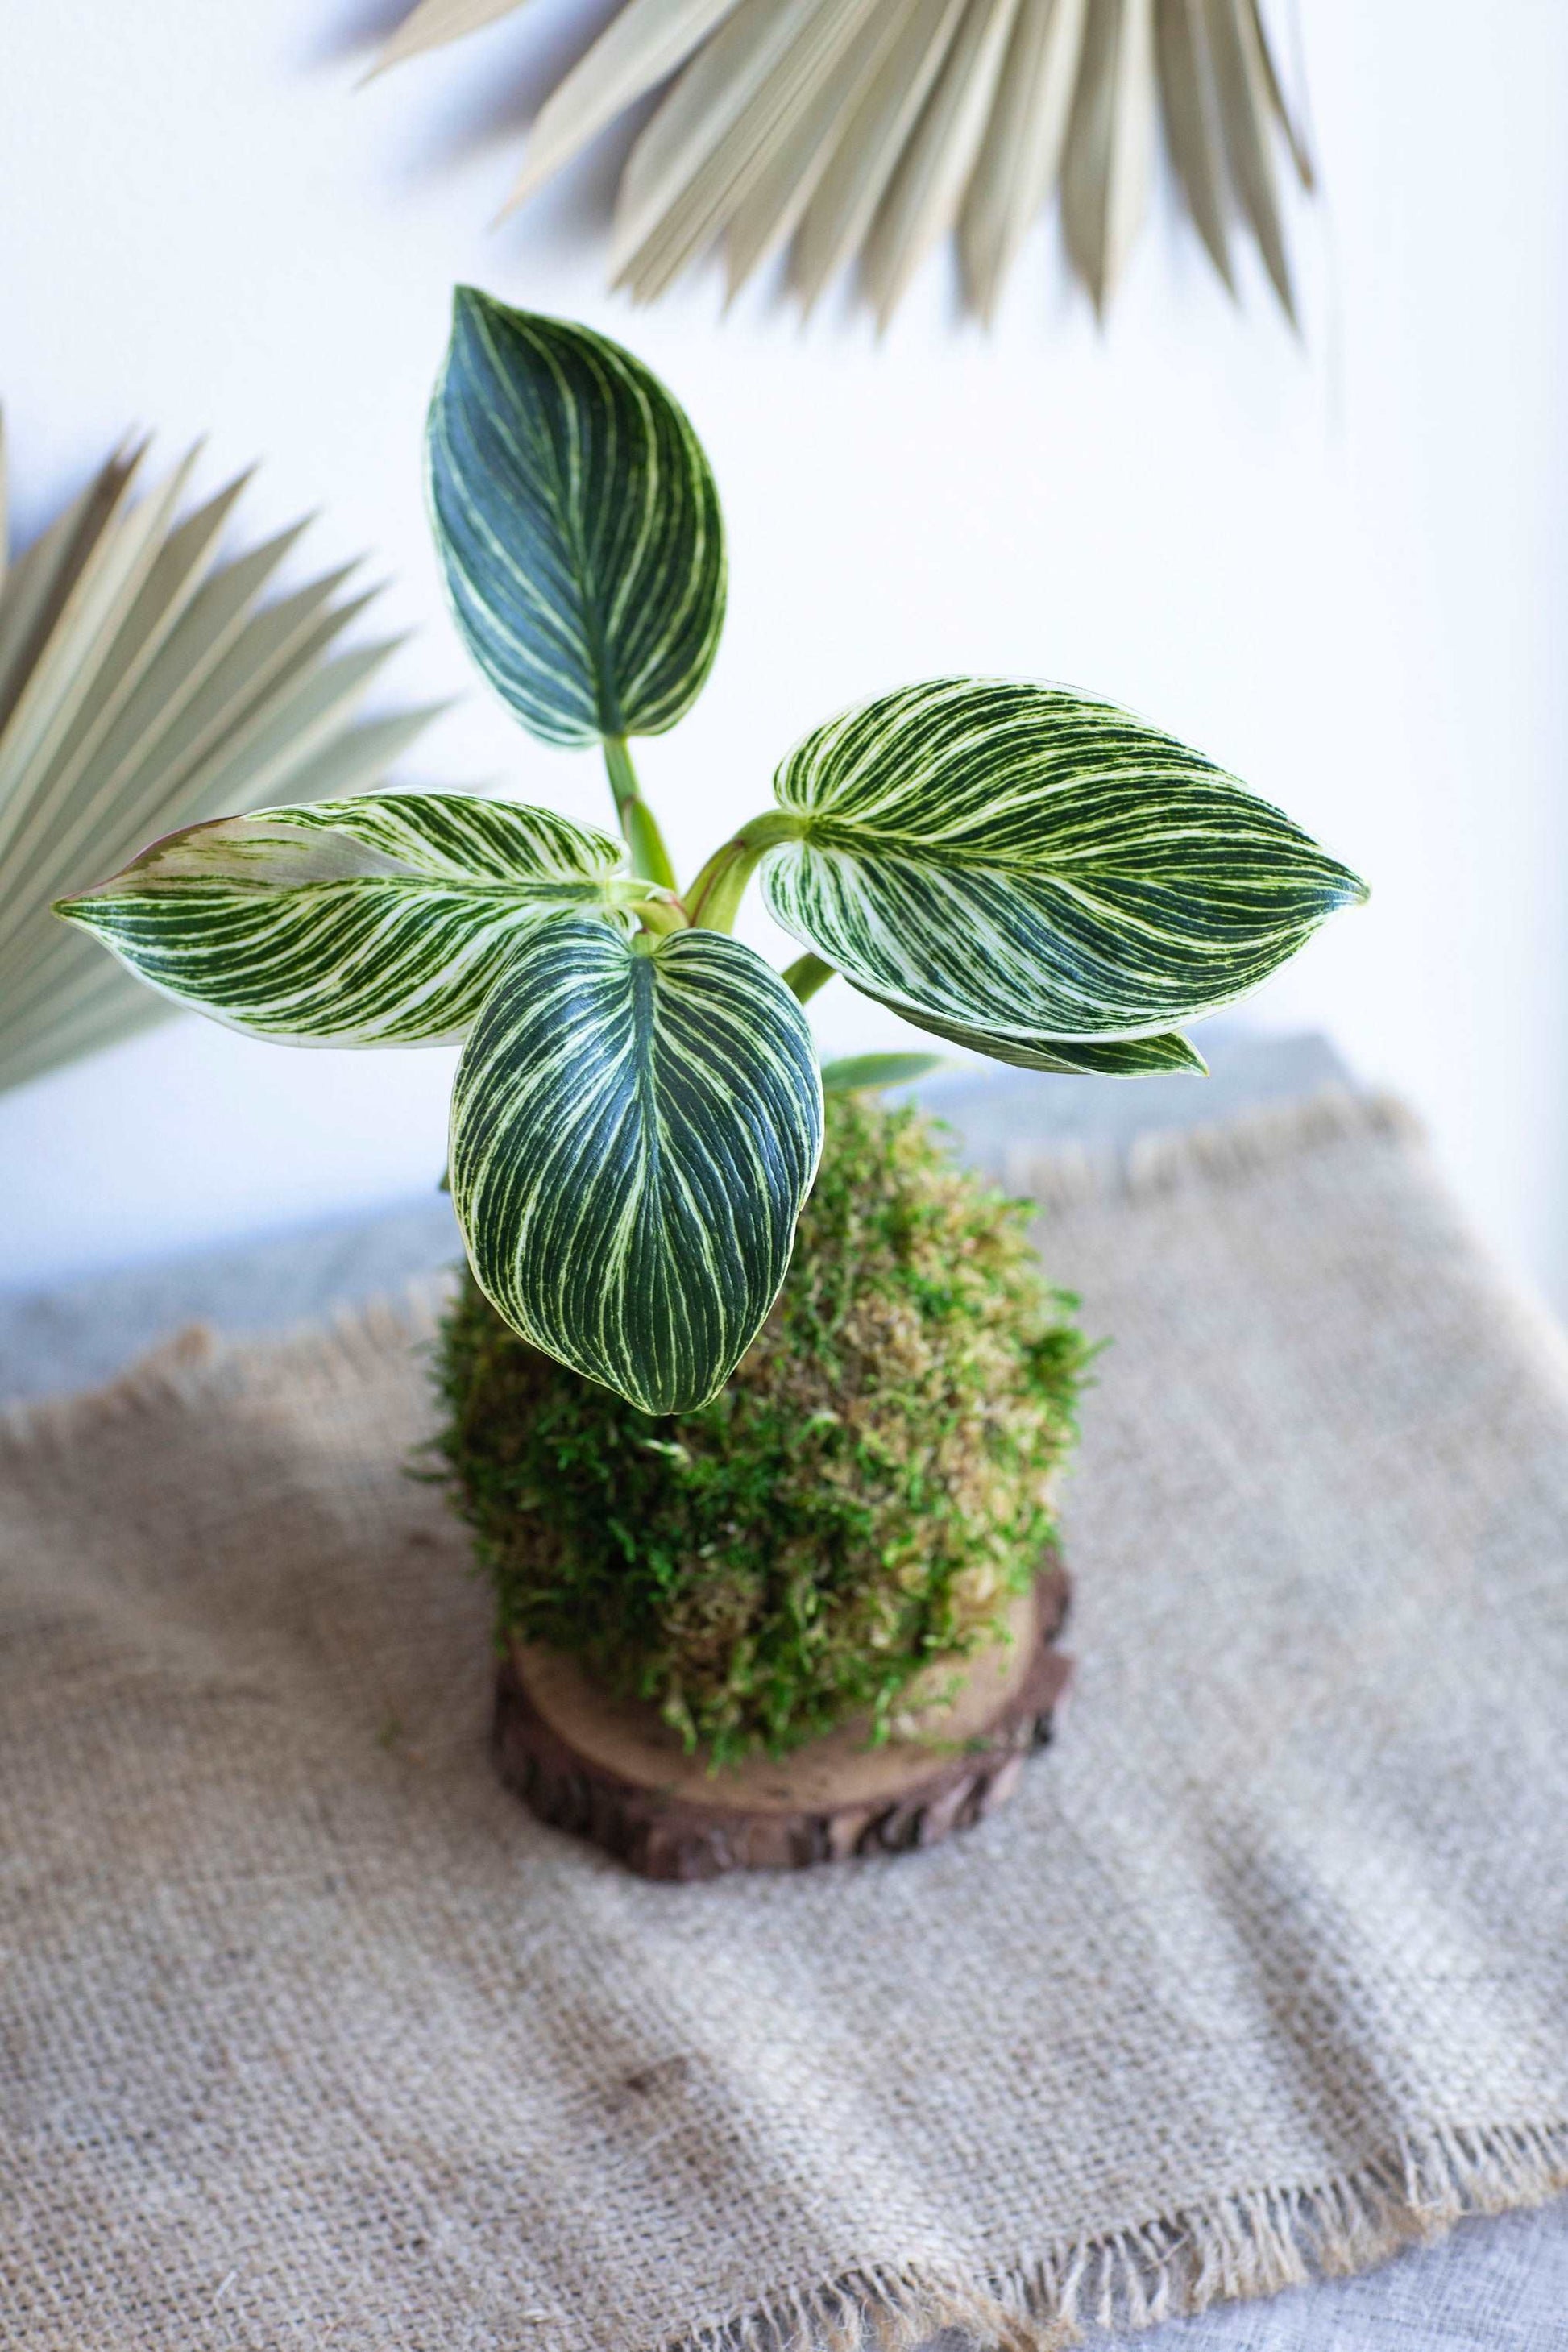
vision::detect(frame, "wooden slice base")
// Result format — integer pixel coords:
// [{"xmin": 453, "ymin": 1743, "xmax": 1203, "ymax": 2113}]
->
[{"xmin": 492, "ymin": 1558, "xmax": 1072, "ymax": 1881}]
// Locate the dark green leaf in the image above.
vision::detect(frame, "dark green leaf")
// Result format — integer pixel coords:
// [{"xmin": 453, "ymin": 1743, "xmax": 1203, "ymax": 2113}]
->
[
  {"xmin": 819, "ymin": 1050, "xmax": 945, "ymax": 1093},
  {"xmin": 762, "ymin": 678, "xmax": 1366, "ymax": 1042},
  {"xmin": 55, "ymin": 793, "xmax": 630, "ymax": 1044},
  {"xmin": 887, "ymin": 1007, "xmax": 1208, "ymax": 1074},
  {"xmin": 450, "ymin": 918, "xmax": 823, "ymax": 1412},
  {"xmin": 427, "ymin": 292, "xmax": 726, "ymax": 749}
]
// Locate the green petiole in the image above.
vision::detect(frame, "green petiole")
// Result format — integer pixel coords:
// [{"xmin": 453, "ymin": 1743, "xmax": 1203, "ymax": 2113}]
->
[
  {"xmin": 782, "ymin": 952, "xmax": 834, "ymax": 1004},
  {"xmin": 603, "ymin": 735, "xmax": 677, "ymax": 892},
  {"xmin": 685, "ymin": 811, "xmax": 802, "ymax": 933}
]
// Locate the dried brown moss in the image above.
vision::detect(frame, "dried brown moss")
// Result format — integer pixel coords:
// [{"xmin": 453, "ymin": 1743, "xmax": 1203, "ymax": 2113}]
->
[{"xmin": 431, "ymin": 1093, "xmax": 1090, "ymax": 1765}]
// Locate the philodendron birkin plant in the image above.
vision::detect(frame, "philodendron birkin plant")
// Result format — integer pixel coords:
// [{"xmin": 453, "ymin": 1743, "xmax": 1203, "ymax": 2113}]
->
[{"xmin": 59, "ymin": 292, "xmax": 1366, "ymax": 1836}]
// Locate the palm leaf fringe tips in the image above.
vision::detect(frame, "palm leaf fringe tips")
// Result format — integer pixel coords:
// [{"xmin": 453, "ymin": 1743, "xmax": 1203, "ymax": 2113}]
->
[
  {"xmin": 373, "ymin": 0, "xmax": 1313, "ymax": 322},
  {"xmin": 0, "ymin": 423, "xmax": 441, "ymax": 1094}
]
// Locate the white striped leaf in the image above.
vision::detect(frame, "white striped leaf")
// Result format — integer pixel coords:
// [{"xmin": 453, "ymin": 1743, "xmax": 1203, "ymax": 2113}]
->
[
  {"xmin": 0, "ymin": 425, "xmax": 442, "ymax": 1096},
  {"xmin": 426, "ymin": 292, "xmax": 726, "ymax": 749},
  {"xmin": 759, "ymin": 678, "xmax": 1366, "ymax": 1047},
  {"xmin": 883, "ymin": 1008, "xmax": 1207, "ymax": 1073},
  {"xmin": 55, "ymin": 793, "xmax": 633, "ymax": 1047},
  {"xmin": 451, "ymin": 918, "xmax": 823, "ymax": 1413}
]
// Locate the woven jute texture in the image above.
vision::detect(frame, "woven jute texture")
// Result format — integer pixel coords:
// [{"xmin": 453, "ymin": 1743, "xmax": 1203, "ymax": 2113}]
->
[{"xmin": 4, "ymin": 1089, "xmax": 1567, "ymax": 2352}]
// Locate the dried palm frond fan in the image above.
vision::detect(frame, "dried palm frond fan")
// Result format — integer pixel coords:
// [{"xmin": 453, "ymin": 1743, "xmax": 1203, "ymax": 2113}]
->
[
  {"xmin": 373, "ymin": 0, "xmax": 1313, "ymax": 321},
  {"xmin": 0, "ymin": 425, "xmax": 439, "ymax": 1094}
]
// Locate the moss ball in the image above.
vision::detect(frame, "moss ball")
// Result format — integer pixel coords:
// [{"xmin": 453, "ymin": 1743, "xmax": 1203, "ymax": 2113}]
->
[{"xmin": 431, "ymin": 1093, "xmax": 1091, "ymax": 1765}]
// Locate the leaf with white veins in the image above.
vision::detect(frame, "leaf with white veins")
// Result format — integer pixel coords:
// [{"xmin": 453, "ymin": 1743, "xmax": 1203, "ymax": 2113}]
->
[
  {"xmin": 884, "ymin": 1007, "xmax": 1207, "ymax": 1073},
  {"xmin": 55, "ymin": 792, "xmax": 633, "ymax": 1047},
  {"xmin": 759, "ymin": 678, "xmax": 1366, "ymax": 1046},
  {"xmin": 426, "ymin": 293, "xmax": 725, "ymax": 749},
  {"xmin": 451, "ymin": 918, "xmax": 823, "ymax": 1412}
]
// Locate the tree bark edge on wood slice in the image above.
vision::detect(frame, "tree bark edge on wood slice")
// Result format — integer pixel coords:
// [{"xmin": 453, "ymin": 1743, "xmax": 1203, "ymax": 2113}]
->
[{"xmin": 492, "ymin": 1554, "xmax": 1072, "ymax": 1882}]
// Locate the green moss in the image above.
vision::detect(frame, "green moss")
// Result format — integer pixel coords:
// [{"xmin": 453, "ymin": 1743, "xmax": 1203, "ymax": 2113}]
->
[{"xmin": 429, "ymin": 1093, "xmax": 1092, "ymax": 1766}]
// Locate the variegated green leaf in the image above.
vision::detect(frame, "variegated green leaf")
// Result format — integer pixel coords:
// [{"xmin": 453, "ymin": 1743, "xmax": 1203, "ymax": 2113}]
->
[
  {"xmin": 54, "ymin": 792, "xmax": 633, "ymax": 1047},
  {"xmin": 760, "ymin": 678, "xmax": 1366, "ymax": 1043},
  {"xmin": 819, "ymin": 1050, "xmax": 944, "ymax": 1093},
  {"xmin": 0, "ymin": 425, "xmax": 444, "ymax": 1095},
  {"xmin": 427, "ymin": 292, "xmax": 726, "ymax": 749},
  {"xmin": 885, "ymin": 1009, "xmax": 1207, "ymax": 1075},
  {"xmin": 450, "ymin": 918, "xmax": 822, "ymax": 1413}
]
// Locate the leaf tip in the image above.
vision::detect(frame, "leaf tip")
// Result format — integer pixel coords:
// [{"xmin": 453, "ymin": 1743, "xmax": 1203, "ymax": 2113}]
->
[
  {"xmin": 449, "ymin": 284, "xmax": 497, "ymax": 341},
  {"xmin": 452, "ymin": 282, "xmax": 516, "ymax": 334}
]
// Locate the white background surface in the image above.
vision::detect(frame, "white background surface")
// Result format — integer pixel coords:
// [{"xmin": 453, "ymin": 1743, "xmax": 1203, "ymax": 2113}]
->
[{"xmin": 2, "ymin": 2, "xmax": 1566, "ymax": 1301}]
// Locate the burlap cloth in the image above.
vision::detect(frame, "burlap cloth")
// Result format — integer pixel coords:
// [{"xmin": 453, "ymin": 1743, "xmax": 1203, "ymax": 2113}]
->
[{"xmin": 4, "ymin": 1089, "xmax": 1567, "ymax": 2351}]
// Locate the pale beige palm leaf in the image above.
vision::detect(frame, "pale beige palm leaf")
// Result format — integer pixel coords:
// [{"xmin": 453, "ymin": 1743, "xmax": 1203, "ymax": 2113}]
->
[
  {"xmin": 0, "ymin": 425, "xmax": 442, "ymax": 1094},
  {"xmin": 374, "ymin": 0, "xmax": 1313, "ymax": 320},
  {"xmin": 1155, "ymin": 0, "xmax": 1234, "ymax": 292},
  {"xmin": 722, "ymin": 0, "xmax": 919, "ymax": 296},
  {"xmin": 1060, "ymin": 0, "xmax": 1157, "ymax": 316},
  {"xmin": 789, "ymin": 0, "xmax": 968, "ymax": 313},
  {"xmin": 860, "ymin": 0, "xmax": 1023, "ymax": 327},
  {"xmin": 960, "ymin": 0, "xmax": 1089, "ymax": 323},
  {"xmin": 612, "ymin": 0, "xmax": 856, "ymax": 298}
]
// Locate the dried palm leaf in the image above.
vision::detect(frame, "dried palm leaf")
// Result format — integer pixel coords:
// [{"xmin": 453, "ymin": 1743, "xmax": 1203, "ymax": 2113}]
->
[
  {"xmin": 860, "ymin": 0, "xmax": 1022, "ymax": 326},
  {"xmin": 960, "ymin": 0, "xmax": 1088, "ymax": 322},
  {"xmin": 0, "ymin": 423, "xmax": 441, "ymax": 1095},
  {"xmin": 1060, "ymin": 0, "xmax": 1156, "ymax": 316},
  {"xmin": 1155, "ymin": 0, "xmax": 1235, "ymax": 295},
  {"xmin": 372, "ymin": 0, "xmax": 1313, "ymax": 321}
]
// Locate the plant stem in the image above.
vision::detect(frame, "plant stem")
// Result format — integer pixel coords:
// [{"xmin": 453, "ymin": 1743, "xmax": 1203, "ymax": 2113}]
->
[
  {"xmin": 782, "ymin": 952, "xmax": 834, "ymax": 1003},
  {"xmin": 629, "ymin": 894, "xmax": 689, "ymax": 937},
  {"xmin": 686, "ymin": 811, "xmax": 801, "ymax": 932},
  {"xmin": 603, "ymin": 735, "xmax": 677, "ymax": 892}
]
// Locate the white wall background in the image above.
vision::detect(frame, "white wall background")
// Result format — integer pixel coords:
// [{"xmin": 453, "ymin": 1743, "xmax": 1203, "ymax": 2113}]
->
[{"xmin": 2, "ymin": 2, "xmax": 1566, "ymax": 1302}]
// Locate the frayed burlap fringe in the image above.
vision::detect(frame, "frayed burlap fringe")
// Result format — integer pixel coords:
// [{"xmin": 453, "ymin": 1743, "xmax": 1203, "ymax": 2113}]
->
[
  {"xmin": 0, "ymin": 1268, "xmax": 457, "ymax": 1456},
  {"xmin": 673, "ymin": 2123, "xmax": 1568, "ymax": 2352},
  {"xmin": 1004, "ymin": 1084, "xmax": 1421, "ymax": 1216}
]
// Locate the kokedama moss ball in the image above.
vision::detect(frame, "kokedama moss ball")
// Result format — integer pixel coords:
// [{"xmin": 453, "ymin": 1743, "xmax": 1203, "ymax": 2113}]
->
[{"xmin": 432, "ymin": 1094, "xmax": 1091, "ymax": 1766}]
